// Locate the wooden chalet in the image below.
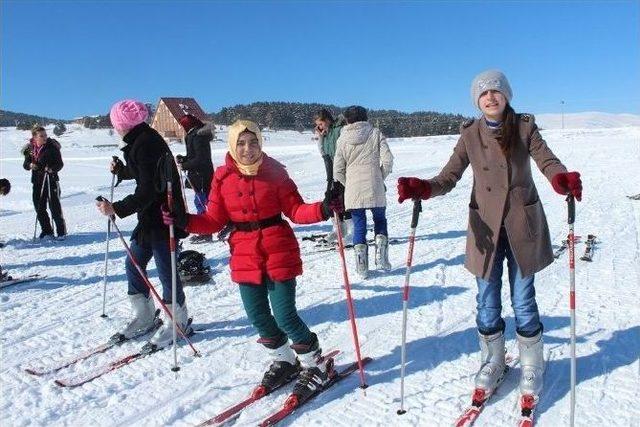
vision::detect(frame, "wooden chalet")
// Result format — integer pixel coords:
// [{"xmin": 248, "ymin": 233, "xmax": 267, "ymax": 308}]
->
[{"xmin": 150, "ymin": 97, "xmax": 208, "ymax": 141}]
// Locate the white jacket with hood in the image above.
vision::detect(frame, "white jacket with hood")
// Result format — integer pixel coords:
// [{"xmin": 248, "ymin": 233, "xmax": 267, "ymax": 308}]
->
[{"xmin": 333, "ymin": 121, "xmax": 394, "ymax": 210}]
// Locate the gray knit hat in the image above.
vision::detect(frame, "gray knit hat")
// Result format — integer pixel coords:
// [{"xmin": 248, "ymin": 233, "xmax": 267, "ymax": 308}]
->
[{"xmin": 470, "ymin": 70, "xmax": 513, "ymax": 109}]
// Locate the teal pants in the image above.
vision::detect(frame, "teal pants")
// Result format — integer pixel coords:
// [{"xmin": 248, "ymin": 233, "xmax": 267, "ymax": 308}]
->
[{"xmin": 239, "ymin": 277, "xmax": 316, "ymax": 348}]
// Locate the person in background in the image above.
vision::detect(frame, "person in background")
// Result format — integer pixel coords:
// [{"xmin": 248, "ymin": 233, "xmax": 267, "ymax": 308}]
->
[
  {"xmin": 333, "ymin": 105, "xmax": 394, "ymax": 279},
  {"xmin": 314, "ymin": 108, "xmax": 353, "ymax": 243},
  {"xmin": 176, "ymin": 114, "xmax": 215, "ymax": 244},
  {"xmin": 397, "ymin": 69, "xmax": 582, "ymax": 401},
  {"xmin": 22, "ymin": 126, "xmax": 66, "ymax": 240}
]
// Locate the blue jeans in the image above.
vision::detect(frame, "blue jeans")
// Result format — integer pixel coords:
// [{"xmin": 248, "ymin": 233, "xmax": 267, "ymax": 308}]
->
[
  {"xmin": 125, "ymin": 238, "xmax": 185, "ymax": 305},
  {"xmin": 350, "ymin": 207, "xmax": 388, "ymax": 245},
  {"xmin": 194, "ymin": 191, "xmax": 207, "ymax": 215},
  {"xmin": 475, "ymin": 228, "xmax": 542, "ymax": 337}
]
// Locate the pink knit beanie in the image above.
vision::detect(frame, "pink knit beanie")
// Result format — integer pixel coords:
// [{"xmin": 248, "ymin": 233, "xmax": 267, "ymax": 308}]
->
[{"xmin": 109, "ymin": 100, "xmax": 149, "ymax": 134}]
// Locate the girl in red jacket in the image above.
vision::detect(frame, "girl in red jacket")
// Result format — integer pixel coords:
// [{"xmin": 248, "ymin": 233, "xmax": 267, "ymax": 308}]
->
[{"xmin": 164, "ymin": 119, "xmax": 340, "ymax": 403}]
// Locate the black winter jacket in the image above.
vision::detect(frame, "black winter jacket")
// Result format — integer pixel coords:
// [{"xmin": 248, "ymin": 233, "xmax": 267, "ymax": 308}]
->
[
  {"xmin": 22, "ymin": 138, "xmax": 64, "ymax": 184},
  {"xmin": 181, "ymin": 124, "xmax": 214, "ymax": 193},
  {"xmin": 112, "ymin": 122, "xmax": 188, "ymax": 244}
]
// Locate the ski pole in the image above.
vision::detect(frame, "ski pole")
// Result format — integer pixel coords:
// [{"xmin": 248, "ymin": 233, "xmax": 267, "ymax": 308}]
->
[
  {"xmin": 96, "ymin": 196, "xmax": 200, "ymax": 357},
  {"xmin": 177, "ymin": 166, "xmax": 190, "ymax": 214},
  {"xmin": 333, "ymin": 210, "xmax": 368, "ymax": 390},
  {"xmin": 100, "ymin": 160, "xmax": 118, "ymax": 318},
  {"xmin": 164, "ymin": 154, "xmax": 181, "ymax": 372},
  {"xmin": 32, "ymin": 172, "xmax": 49, "ymax": 241},
  {"xmin": 397, "ymin": 199, "xmax": 422, "ymax": 415},
  {"xmin": 182, "ymin": 171, "xmax": 207, "ymax": 210},
  {"xmin": 567, "ymin": 194, "xmax": 576, "ymax": 427}
]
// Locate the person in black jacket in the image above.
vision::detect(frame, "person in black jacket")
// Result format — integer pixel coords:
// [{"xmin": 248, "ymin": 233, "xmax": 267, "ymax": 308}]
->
[
  {"xmin": 176, "ymin": 114, "xmax": 214, "ymax": 243},
  {"xmin": 95, "ymin": 99, "xmax": 191, "ymax": 350},
  {"xmin": 22, "ymin": 126, "xmax": 66, "ymax": 240}
]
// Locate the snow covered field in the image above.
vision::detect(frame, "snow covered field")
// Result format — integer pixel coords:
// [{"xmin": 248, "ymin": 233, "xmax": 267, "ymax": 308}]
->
[{"xmin": 1, "ymin": 119, "xmax": 639, "ymax": 426}]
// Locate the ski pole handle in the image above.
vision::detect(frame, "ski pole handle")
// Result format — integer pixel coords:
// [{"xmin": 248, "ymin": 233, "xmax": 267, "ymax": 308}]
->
[
  {"xmin": 566, "ymin": 195, "xmax": 575, "ymax": 225},
  {"xmin": 96, "ymin": 195, "xmax": 116, "ymax": 221},
  {"xmin": 411, "ymin": 199, "xmax": 422, "ymax": 229}
]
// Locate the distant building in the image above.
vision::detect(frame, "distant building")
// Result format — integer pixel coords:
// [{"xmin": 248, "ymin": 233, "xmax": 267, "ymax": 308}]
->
[{"xmin": 150, "ymin": 97, "xmax": 208, "ymax": 141}]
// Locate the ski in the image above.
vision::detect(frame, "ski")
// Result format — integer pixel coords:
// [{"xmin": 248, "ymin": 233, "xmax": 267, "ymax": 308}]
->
[
  {"xmin": 53, "ymin": 320, "xmax": 192, "ymax": 387},
  {"xmin": 197, "ymin": 350, "xmax": 340, "ymax": 427},
  {"xmin": 553, "ymin": 235, "xmax": 581, "ymax": 259},
  {"xmin": 627, "ymin": 193, "xmax": 640, "ymax": 200},
  {"xmin": 258, "ymin": 356, "xmax": 372, "ymax": 427},
  {"xmin": 517, "ymin": 394, "xmax": 539, "ymax": 427},
  {"xmin": 580, "ymin": 234, "xmax": 597, "ymax": 262},
  {"xmin": 24, "ymin": 321, "xmax": 161, "ymax": 376},
  {"xmin": 0, "ymin": 273, "xmax": 45, "ymax": 289},
  {"xmin": 454, "ymin": 356, "xmax": 518, "ymax": 427}
]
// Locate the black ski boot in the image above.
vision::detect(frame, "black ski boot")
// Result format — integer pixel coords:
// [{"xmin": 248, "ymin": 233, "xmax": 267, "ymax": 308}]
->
[
  {"xmin": 260, "ymin": 341, "xmax": 301, "ymax": 391},
  {"xmin": 292, "ymin": 343, "xmax": 335, "ymax": 404}
]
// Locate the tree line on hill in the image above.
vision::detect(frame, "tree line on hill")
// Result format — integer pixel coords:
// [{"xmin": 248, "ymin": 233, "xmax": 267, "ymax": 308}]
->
[{"xmin": 3, "ymin": 102, "xmax": 471, "ymax": 138}]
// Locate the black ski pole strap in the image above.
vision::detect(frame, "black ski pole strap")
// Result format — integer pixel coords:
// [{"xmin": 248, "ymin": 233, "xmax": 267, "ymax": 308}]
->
[
  {"xmin": 411, "ymin": 199, "xmax": 422, "ymax": 229},
  {"xmin": 566, "ymin": 195, "xmax": 575, "ymax": 225}
]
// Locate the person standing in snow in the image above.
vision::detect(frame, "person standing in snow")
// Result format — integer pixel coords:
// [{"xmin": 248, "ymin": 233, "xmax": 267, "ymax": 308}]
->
[
  {"xmin": 162, "ymin": 119, "xmax": 342, "ymax": 404},
  {"xmin": 95, "ymin": 99, "xmax": 190, "ymax": 350},
  {"xmin": 397, "ymin": 70, "xmax": 583, "ymax": 399},
  {"xmin": 333, "ymin": 105, "xmax": 394, "ymax": 279},
  {"xmin": 314, "ymin": 108, "xmax": 353, "ymax": 243},
  {"xmin": 22, "ymin": 126, "xmax": 67, "ymax": 240},
  {"xmin": 0, "ymin": 178, "xmax": 10, "ymax": 279},
  {"xmin": 176, "ymin": 114, "xmax": 215, "ymax": 244}
]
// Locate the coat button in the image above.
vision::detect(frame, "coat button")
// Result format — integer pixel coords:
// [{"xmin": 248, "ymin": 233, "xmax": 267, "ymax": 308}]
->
[
  {"xmin": 242, "ymin": 209, "xmax": 247, "ymax": 213},
  {"xmin": 238, "ymin": 192, "xmax": 243, "ymax": 197},
  {"xmin": 500, "ymin": 164, "xmax": 506, "ymax": 169},
  {"xmin": 482, "ymin": 144, "xmax": 488, "ymax": 149},
  {"xmin": 486, "ymin": 186, "xmax": 491, "ymax": 192},
  {"xmin": 483, "ymin": 166, "xmax": 489, "ymax": 171}
]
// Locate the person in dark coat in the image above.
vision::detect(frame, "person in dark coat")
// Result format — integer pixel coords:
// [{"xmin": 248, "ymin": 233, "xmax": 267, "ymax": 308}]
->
[
  {"xmin": 176, "ymin": 114, "xmax": 214, "ymax": 243},
  {"xmin": 95, "ymin": 99, "xmax": 189, "ymax": 350},
  {"xmin": 22, "ymin": 126, "xmax": 66, "ymax": 240}
]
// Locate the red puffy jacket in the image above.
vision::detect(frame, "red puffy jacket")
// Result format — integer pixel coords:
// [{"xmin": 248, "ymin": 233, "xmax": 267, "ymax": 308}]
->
[{"xmin": 186, "ymin": 153, "xmax": 325, "ymax": 285}]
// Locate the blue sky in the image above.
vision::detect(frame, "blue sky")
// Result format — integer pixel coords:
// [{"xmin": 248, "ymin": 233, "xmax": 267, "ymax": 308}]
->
[{"xmin": 2, "ymin": 0, "xmax": 639, "ymax": 119}]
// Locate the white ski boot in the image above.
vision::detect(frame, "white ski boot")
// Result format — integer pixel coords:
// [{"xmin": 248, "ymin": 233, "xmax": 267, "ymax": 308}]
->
[
  {"xmin": 354, "ymin": 243, "xmax": 369, "ymax": 279},
  {"xmin": 517, "ymin": 331, "xmax": 544, "ymax": 396},
  {"xmin": 111, "ymin": 293, "xmax": 158, "ymax": 343},
  {"xmin": 475, "ymin": 331, "xmax": 507, "ymax": 392},
  {"xmin": 146, "ymin": 302, "xmax": 191, "ymax": 350},
  {"xmin": 374, "ymin": 234, "xmax": 392, "ymax": 271}
]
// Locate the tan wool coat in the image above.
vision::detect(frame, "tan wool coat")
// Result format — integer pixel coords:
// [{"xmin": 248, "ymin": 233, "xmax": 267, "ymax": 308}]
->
[{"xmin": 428, "ymin": 114, "xmax": 567, "ymax": 280}]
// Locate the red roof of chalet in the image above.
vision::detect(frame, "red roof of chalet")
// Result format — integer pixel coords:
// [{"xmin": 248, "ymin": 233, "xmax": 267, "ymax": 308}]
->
[{"xmin": 159, "ymin": 98, "xmax": 207, "ymax": 121}]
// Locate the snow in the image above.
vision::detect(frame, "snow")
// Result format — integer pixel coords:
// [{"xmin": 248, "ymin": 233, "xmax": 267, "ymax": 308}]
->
[
  {"xmin": 1, "ymin": 122, "xmax": 639, "ymax": 426},
  {"xmin": 535, "ymin": 112, "xmax": 640, "ymax": 130}
]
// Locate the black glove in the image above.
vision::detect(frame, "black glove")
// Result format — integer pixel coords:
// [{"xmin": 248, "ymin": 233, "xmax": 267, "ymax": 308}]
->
[
  {"xmin": 111, "ymin": 157, "xmax": 125, "ymax": 175},
  {"xmin": 321, "ymin": 181, "xmax": 345, "ymax": 219}
]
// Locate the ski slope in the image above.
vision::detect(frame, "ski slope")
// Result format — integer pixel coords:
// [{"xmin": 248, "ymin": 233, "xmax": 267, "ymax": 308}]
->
[{"xmin": 1, "ymin": 121, "xmax": 639, "ymax": 426}]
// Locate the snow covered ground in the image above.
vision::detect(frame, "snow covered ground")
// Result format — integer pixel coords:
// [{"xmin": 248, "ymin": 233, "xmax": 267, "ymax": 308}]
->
[{"xmin": 1, "ymin": 120, "xmax": 639, "ymax": 426}]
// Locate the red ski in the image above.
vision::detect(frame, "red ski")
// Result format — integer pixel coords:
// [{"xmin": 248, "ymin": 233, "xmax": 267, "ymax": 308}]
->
[
  {"xmin": 258, "ymin": 356, "xmax": 372, "ymax": 427},
  {"xmin": 454, "ymin": 356, "xmax": 518, "ymax": 427},
  {"xmin": 198, "ymin": 350, "xmax": 340, "ymax": 426},
  {"xmin": 517, "ymin": 394, "xmax": 539, "ymax": 427}
]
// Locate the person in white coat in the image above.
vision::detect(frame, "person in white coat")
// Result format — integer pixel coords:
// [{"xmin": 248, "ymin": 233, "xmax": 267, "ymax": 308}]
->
[{"xmin": 333, "ymin": 105, "xmax": 394, "ymax": 279}]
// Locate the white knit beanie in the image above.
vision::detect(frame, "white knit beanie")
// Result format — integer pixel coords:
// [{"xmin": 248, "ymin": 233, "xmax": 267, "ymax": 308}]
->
[{"xmin": 470, "ymin": 70, "xmax": 513, "ymax": 109}]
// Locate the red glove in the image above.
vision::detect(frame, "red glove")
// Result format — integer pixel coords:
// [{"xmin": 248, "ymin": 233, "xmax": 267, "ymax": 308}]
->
[
  {"xmin": 552, "ymin": 172, "xmax": 582, "ymax": 201},
  {"xmin": 161, "ymin": 204, "xmax": 174, "ymax": 226},
  {"xmin": 397, "ymin": 177, "xmax": 432, "ymax": 204}
]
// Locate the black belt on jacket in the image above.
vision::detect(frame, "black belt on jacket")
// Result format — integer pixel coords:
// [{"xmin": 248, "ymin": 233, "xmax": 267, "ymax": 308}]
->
[{"xmin": 233, "ymin": 214, "xmax": 284, "ymax": 231}]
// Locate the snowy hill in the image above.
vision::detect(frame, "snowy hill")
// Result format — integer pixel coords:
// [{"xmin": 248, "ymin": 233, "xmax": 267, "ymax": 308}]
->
[
  {"xmin": 535, "ymin": 112, "xmax": 640, "ymax": 130},
  {"xmin": 1, "ymin": 124, "xmax": 639, "ymax": 426}
]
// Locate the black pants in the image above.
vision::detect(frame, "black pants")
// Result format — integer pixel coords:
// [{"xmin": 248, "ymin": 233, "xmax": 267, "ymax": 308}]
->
[
  {"xmin": 322, "ymin": 155, "xmax": 351, "ymax": 221},
  {"xmin": 32, "ymin": 178, "xmax": 66, "ymax": 236}
]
